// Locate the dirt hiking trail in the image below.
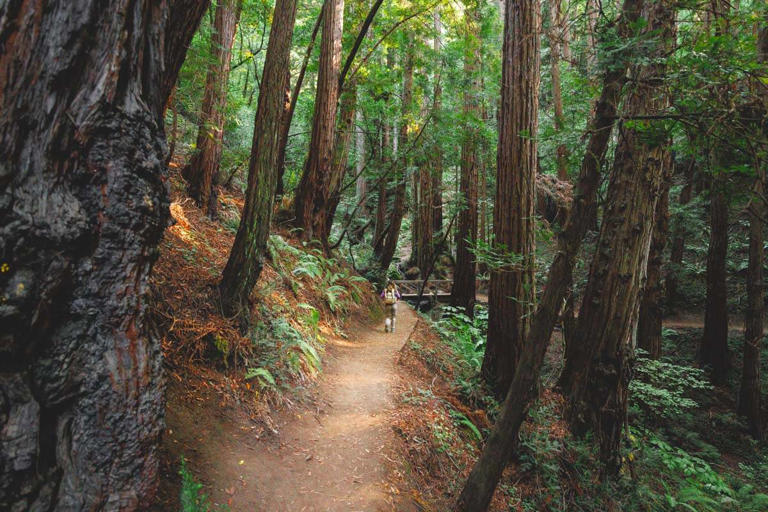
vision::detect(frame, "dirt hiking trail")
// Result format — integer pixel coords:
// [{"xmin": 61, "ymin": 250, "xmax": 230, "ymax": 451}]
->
[{"xmin": 166, "ymin": 304, "xmax": 419, "ymax": 511}]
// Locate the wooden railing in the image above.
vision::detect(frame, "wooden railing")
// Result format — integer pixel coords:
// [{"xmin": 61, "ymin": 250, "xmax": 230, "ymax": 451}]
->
[{"xmin": 393, "ymin": 279, "xmax": 490, "ymax": 298}]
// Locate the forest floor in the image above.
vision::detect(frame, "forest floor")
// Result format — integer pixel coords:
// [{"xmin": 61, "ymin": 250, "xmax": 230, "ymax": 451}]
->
[{"xmin": 157, "ymin": 304, "xmax": 422, "ymax": 511}]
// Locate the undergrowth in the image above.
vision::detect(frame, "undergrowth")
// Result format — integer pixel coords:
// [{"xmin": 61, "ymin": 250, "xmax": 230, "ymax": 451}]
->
[
  {"xmin": 403, "ymin": 309, "xmax": 768, "ymax": 511},
  {"xmin": 179, "ymin": 456, "xmax": 227, "ymax": 512}
]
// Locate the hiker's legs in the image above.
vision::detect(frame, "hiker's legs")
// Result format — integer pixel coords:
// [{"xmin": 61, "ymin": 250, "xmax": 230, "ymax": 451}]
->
[
  {"xmin": 391, "ymin": 303, "xmax": 397, "ymax": 333},
  {"xmin": 385, "ymin": 304, "xmax": 395, "ymax": 332}
]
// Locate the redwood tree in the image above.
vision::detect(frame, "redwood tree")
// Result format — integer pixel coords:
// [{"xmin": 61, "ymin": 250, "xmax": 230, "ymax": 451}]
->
[
  {"xmin": 481, "ymin": 0, "xmax": 540, "ymax": 397},
  {"xmin": 294, "ymin": 0, "xmax": 345, "ymax": 248},
  {"xmin": 666, "ymin": 158, "xmax": 696, "ymax": 305},
  {"xmin": 184, "ymin": 0, "xmax": 242, "ymax": 217},
  {"xmin": 0, "ymin": 1, "xmax": 206, "ymax": 509},
  {"xmin": 548, "ymin": 0, "xmax": 569, "ymax": 181},
  {"xmin": 457, "ymin": 0, "xmax": 644, "ymax": 506},
  {"xmin": 219, "ymin": 0, "xmax": 299, "ymax": 317},
  {"xmin": 561, "ymin": 0, "xmax": 675, "ymax": 472},
  {"xmin": 451, "ymin": 1, "xmax": 481, "ymax": 315},
  {"xmin": 738, "ymin": 19, "xmax": 767, "ymax": 440}
]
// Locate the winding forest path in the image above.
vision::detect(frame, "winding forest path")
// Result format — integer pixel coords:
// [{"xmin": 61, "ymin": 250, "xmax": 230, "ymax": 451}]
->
[{"xmin": 185, "ymin": 304, "xmax": 419, "ymax": 511}]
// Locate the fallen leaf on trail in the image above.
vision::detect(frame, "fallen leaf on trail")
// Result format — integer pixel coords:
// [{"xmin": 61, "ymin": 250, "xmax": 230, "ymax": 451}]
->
[{"xmin": 238, "ymin": 460, "xmax": 245, "ymax": 465}]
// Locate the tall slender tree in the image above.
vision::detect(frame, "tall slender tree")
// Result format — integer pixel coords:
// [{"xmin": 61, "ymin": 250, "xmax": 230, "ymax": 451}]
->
[
  {"xmin": 699, "ymin": 0, "xmax": 732, "ymax": 385},
  {"xmin": 294, "ymin": 0, "xmax": 345, "ymax": 248},
  {"xmin": 219, "ymin": 0, "xmax": 299, "ymax": 317},
  {"xmin": 0, "ymin": 1, "xmax": 206, "ymax": 508},
  {"xmin": 481, "ymin": 0, "xmax": 540, "ymax": 396},
  {"xmin": 738, "ymin": 17, "xmax": 767, "ymax": 440},
  {"xmin": 325, "ymin": 83, "xmax": 358, "ymax": 240},
  {"xmin": 549, "ymin": 0, "xmax": 569, "ymax": 180},
  {"xmin": 432, "ymin": 10, "xmax": 445, "ymax": 237},
  {"xmin": 451, "ymin": 0, "xmax": 482, "ymax": 314},
  {"xmin": 700, "ymin": 176, "xmax": 730, "ymax": 383},
  {"xmin": 378, "ymin": 44, "xmax": 414, "ymax": 272},
  {"xmin": 184, "ymin": 0, "xmax": 242, "ymax": 217},
  {"xmin": 637, "ymin": 177, "xmax": 671, "ymax": 359},
  {"xmin": 666, "ymin": 158, "xmax": 696, "ymax": 305}
]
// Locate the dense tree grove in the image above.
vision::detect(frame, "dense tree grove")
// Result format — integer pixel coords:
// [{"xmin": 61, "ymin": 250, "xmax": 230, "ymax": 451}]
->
[{"xmin": 2, "ymin": 0, "xmax": 767, "ymax": 509}]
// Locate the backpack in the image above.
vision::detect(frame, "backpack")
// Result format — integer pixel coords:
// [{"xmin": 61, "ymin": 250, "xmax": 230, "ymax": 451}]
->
[{"xmin": 384, "ymin": 288, "xmax": 397, "ymax": 305}]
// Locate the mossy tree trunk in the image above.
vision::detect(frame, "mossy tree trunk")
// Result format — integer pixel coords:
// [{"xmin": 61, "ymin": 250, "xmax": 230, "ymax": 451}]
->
[{"xmin": 219, "ymin": 0, "xmax": 299, "ymax": 317}]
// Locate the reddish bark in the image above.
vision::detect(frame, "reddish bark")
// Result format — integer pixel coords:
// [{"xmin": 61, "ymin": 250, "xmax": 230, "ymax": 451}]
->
[
  {"xmin": 0, "ymin": 1, "xmax": 206, "ymax": 508},
  {"xmin": 481, "ymin": 0, "xmax": 540, "ymax": 397},
  {"xmin": 638, "ymin": 176, "xmax": 671, "ymax": 359},
  {"xmin": 184, "ymin": 0, "xmax": 241, "ymax": 217},
  {"xmin": 294, "ymin": 0, "xmax": 345, "ymax": 248},
  {"xmin": 451, "ymin": 3, "xmax": 481, "ymax": 314}
]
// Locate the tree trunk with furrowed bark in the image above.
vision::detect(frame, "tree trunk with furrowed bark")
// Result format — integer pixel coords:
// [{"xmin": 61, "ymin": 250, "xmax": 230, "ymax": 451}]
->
[
  {"xmin": 451, "ymin": 1, "xmax": 481, "ymax": 315},
  {"xmin": 561, "ymin": 0, "xmax": 676, "ymax": 473},
  {"xmin": 219, "ymin": 0, "xmax": 298, "ymax": 318},
  {"xmin": 481, "ymin": 0, "xmax": 540, "ymax": 397},
  {"xmin": 183, "ymin": 0, "xmax": 242, "ymax": 218},
  {"xmin": 294, "ymin": 0, "xmax": 345, "ymax": 249},
  {"xmin": 0, "ymin": 1, "xmax": 206, "ymax": 509}
]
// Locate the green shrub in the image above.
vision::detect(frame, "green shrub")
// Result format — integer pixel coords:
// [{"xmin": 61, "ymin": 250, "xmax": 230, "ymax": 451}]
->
[{"xmin": 179, "ymin": 456, "xmax": 226, "ymax": 512}]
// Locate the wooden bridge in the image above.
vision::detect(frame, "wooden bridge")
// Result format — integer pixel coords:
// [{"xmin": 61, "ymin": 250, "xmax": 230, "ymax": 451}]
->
[{"xmin": 393, "ymin": 279, "xmax": 490, "ymax": 301}]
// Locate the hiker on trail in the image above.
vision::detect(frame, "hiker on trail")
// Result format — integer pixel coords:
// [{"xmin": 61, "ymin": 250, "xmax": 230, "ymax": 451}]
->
[{"xmin": 380, "ymin": 282, "xmax": 401, "ymax": 333}]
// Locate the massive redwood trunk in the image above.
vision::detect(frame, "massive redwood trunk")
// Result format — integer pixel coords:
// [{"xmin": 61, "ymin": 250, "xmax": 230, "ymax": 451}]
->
[
  {"xmin": 0, "ymin": 1, "xmax": 206, "ymax": 509},
  {"xmin": 456, "ymin": 0, "xmax": 644, "ymax": 508},
  {"xmin": 219, "ymin": 0, "xmax": 298, "ymax": 317},
  {"xmin": 481, "ymin": 0, "xmax": 540, "ymax": 397},
  {"xmin": 184, "ymin": 0, "xmax": 242, "ymax": 217},
  {"xmin": 700, "ymin": 177, "xmax": 731, "ymax": 384},
  {"xmin": 562, "ymin": 0, "xmax": 675, "ymax": 473},
  {"xmin": 451, "ymin": 2, "xmax": 481, "ymax": 315},
  {"xmin": 637, "ymin": 176, "xmax": 671, "ymax": 359},
  {"xmin": 294, "ymin": 0, "xmax": 345, "ymax": 248},
  {"xmin": 275, "ymin": 7, "xmax": 323, "ymax": 198}
]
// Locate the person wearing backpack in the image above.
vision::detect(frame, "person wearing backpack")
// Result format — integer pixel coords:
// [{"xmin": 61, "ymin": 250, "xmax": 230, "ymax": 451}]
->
[{"xmin": 380, "ymin": 281, "xmax": 401, "ymax": 333}]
